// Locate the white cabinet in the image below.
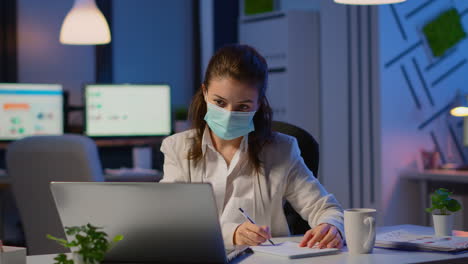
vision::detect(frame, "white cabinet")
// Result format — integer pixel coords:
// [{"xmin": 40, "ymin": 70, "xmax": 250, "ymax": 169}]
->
[
  {"xmin": 239, "ymin": 11, "xmax": 320, "ymax": 140},
  {"xmin": 267, "ymin": 71, "xmax": 288, "ymax": 121}
]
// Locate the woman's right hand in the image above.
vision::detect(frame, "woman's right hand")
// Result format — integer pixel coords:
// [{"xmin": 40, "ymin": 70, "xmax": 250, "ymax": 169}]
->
[{"xmin": 233, "ymin": 221, "xmax": 272, "ymax": 246}]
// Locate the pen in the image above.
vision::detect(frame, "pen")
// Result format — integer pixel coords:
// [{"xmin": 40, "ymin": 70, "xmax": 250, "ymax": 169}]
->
[{"xmin": 238, "ymin": 208, "xmax": 275, "ymax": 246}]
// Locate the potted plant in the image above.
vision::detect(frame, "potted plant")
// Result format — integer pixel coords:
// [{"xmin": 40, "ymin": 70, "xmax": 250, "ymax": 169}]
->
[
  {"xmin": 174, "ymin": 106, "xmax": 191, "ymax": 132},
  {"xmin": 47, "ymin": 223, "xmax": 123, "ymax": 264},
  {"xmin": 426, "ymin": 188, "xmax": 462, "ymax": 236}
]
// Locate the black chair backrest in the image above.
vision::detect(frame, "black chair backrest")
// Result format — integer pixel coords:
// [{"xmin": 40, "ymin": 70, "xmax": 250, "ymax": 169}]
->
[
  {"xmin": 271, "ymin": 121, "xmax": 319, "ymax": 178},
  {"xmin": 271, "ymin": 121, "xmax": 320, "ymax": 235}
]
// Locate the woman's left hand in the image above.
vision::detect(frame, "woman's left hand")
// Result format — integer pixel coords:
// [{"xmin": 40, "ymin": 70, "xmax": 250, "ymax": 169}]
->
[{"xmin": 298, "ymin": 223, "xmax": 344, "ymax": 249}]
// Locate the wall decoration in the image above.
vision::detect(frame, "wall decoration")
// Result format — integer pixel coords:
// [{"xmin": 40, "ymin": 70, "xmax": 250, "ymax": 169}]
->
[
  {"xmin": 423, "ymin": 8, "xmax": 466, "ymax": 57},
  {"xmin": 243, "ymin": 0, "xmax": 275, "ymax": 15}
]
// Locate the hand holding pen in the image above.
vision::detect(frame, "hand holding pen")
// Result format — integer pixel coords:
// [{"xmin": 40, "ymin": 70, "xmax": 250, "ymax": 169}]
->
[{"xmin": 233, "ymin": 208, "xmax": 275, "ymax": 246}]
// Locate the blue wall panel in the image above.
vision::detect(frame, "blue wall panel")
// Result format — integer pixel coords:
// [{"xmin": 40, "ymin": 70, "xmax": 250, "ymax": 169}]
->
[
  {"xmin": 112, "ymin": 0, "xmax": 194, "ymax": 107},
  {"xmin": 380, "ymin": 0, "xmax": 468, "ymax": 224}
]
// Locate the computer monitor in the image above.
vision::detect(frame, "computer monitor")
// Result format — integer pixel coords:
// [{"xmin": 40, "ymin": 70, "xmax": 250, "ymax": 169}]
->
[
  {"xmin": 0, "ymin": 83, "xmax": 64, "ymax": 141},
  {"xmin": 84, "ymin": 84, "xmax": 171, "ymax": 137}
]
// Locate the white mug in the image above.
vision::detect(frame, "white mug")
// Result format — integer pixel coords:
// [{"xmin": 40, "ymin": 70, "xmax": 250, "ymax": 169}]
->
[{"xmin": 344, "ymin": 208, "xmax": 376, "ymax": 254}]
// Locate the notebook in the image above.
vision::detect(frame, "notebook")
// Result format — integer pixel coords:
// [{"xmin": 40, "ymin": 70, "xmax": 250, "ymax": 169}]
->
[{"xmin": 251, "ymin": 241, "xmax": 340, "ymax": 259}]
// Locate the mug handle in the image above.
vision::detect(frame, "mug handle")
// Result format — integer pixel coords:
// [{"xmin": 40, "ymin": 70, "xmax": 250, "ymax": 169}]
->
[{"xmin": 363, "ymin": 216, "xmax": 375, "ymax": 249}]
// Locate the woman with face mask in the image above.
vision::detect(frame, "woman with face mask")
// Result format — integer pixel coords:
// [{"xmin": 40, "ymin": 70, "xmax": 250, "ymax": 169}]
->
[{"xmin": 160, "ymin": 44, "xmax": 344, "ymax": 250}]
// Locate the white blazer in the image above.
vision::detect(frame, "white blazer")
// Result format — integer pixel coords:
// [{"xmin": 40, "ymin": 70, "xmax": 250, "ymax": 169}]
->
[{"xmin": 160, "ymin": 129, "xmax": 344, "ymax": 249}]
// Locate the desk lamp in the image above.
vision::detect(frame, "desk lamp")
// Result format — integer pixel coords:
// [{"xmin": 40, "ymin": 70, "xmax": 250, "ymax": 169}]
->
[
  {"xmin": 450, "ymin": 95, "xmax": 468, "ymax": 117},
  {"xmin": 447, "ymin": 93, "xmax": 468, "ymax": 170}
]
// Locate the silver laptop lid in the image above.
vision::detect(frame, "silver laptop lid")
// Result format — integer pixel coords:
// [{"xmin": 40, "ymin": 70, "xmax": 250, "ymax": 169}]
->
[{"xmin": 50, "ymin": 182, "xmax": 227, "ymax": 264}]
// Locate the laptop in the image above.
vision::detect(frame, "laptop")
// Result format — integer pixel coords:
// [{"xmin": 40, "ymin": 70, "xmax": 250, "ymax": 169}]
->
[{"xmin": 50, "ymin": 182, "xmax": 229, "ymax": 264}]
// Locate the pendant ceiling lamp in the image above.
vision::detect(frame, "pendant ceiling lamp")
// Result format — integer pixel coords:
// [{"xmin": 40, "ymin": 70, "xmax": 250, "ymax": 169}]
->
[
  {"xmin": 60, "ymin": 0, "xmax": 111, "ymax": 45},
  {"xmin": 334, "ymin": 0, "xmax": 406, "ymax": 5}
]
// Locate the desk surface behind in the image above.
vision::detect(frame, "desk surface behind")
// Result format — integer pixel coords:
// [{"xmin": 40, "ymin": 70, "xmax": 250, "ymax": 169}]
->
[{"xmin": 402, "ymin": 169, "xmax": 468, "ymax": 183}]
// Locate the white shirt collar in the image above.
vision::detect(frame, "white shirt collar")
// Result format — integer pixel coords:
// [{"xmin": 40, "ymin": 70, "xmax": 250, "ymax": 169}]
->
[{"xmin": 201, "ymin": 126, "xmax": 249, "ymax": 155}]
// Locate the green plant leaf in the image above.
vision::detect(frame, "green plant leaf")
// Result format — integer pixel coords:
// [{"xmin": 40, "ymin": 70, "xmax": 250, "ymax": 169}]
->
[
  {"xmin": 67, "ymin": 241, "xmax": 79, "ymax": 247},
  {"xmin": 447, "ymin": 199, "xmax": 462, "ymax": 212},
  {"xmin": 51, "ymin": 223, "xmax": 124, "ymax": 264},
  {"xmin": 54, "ymin": 253, "xmax": 67, "ymax": 262},
  {"xmin": 113, "ymin": 235, "xmax": 124, "ymax": 242},
  {"xmin": 65, "ymin": 226, "xmax": 83, "ymax": 236},
  {"xmin": 53, "ymin": 253, "xmax": 72, "ymax": 264},
  {"xmin": 47, "ymin": 234, "xmax": 69, "ymax": 246},
  {"xmin": 436, "ymin": 188, "xmax": 449, "ymax": 194},
  {"xmin": 431, "ymin": 194, "xmax": 441, "ymax": 204},
  {"xmin": 76, "ymin": 234, "xmax": 85, "ymax": 243},
  {"xmin": 435, "ymin": 192, "xmax": 449, "ymax": 201}
]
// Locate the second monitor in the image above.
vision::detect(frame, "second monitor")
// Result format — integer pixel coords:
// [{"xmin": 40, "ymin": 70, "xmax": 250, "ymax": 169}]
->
[
  {"xmin": 84, "ymin": 84, "xmax": 171, "ymax": 137},
  {"xmin": 0, "ymin": 83, "xmax": 64, "ymax": 141}
]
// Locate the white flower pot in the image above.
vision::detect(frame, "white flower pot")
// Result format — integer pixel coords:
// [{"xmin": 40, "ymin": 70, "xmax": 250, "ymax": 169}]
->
[{"xmin": 432, "ymin": 214, "xmax": 454, "ymax": 236}]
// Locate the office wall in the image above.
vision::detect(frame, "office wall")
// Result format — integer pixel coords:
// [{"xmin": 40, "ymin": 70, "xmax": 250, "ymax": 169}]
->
[
  {"xmin": 200, "ymin": 0, "xmax": 214, "ymax": 78},
  {"xmin": 379, "ymin": 0, "xmax": 468, "ymax": 225},
  {"xmin": 112, "ymin": 0, "xmax": 194, "ymax": 107},
  {"xmin": 17, "ymin": 0, "xmax": 95, "ymax": 110},
  {"xmin": 279, "ymin": 0, "xmax": 320, "ymax": 11}
]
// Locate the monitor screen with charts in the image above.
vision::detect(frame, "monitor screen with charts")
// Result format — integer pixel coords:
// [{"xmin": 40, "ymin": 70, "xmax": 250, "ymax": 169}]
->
[
  {"xmin": 0, "ymin": 83, "xmax": 64, "ymax": 141},
  {"xmin": 84, "ymin": 84, "xmax": 171, "ymax": 137}
]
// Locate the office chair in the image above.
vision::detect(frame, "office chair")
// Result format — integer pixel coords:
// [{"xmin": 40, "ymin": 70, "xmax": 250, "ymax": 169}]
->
[
  {"xmin": 6, "ymin": 135, "xmax": 104, "ymax": 255},
  {"xmin": 271, "ymin": 121, "xmax": 319, "ymax": 235}
]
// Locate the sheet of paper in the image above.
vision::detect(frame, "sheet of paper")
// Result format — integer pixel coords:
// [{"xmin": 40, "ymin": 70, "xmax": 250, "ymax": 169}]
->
[{"xmin": 251, "ymin": 241, "xmax": 340, "ymax": 259}]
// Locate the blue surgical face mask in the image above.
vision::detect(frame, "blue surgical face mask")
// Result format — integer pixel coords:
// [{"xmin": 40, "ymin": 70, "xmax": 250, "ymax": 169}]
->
[{"xmin": 204, "ymin": 102, "xmax": 256, "ymax": 140}]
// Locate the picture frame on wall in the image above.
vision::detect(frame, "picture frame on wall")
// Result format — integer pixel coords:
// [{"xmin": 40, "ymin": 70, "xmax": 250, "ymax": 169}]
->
[
  {"xmin": 417, "ymin": 4, "xmax": 466, "ymax": 63},
  {"xmin": 241, "ymin": 0, "xmax": 278, "ymax": 18}
]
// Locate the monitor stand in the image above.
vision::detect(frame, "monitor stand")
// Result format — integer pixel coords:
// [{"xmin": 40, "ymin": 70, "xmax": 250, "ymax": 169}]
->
[
  {"xmin": 132, "ymin": 146, "xmax": 152, "ymax": 169},
  {"xmin": 103, "ymin": 145, "xmax": 161, "ymax": 181}
]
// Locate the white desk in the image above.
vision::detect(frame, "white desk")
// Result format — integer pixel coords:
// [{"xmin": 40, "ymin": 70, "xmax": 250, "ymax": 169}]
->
[
  {"xmin": 26, "ymin": 225, "xmax": 468, "ymax": 264},
  {"xmin": 402, "ymin": 169, "xmax": 468, "ymax": 183}
]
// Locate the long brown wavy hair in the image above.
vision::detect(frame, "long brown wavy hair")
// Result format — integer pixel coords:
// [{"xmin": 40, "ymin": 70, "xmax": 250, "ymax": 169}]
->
[{"xmin": 188, "ymin": 44, "xmax": 273, "ymax": 174}]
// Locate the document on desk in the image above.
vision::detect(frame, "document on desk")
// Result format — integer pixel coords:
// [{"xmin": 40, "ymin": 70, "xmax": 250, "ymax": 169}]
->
[
  {"xmin": 376, "ymin": 230, "xmax": 468, "ymax": 253},
  {"xmin": 251, "ymin": 241, "xmax": 340, "ymax": 259}
]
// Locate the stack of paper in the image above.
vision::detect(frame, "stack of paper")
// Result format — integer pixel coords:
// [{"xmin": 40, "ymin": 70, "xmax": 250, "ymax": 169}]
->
[{"xmin": 376, "ymin": 230, "xmax": 468, "ymax": 253}]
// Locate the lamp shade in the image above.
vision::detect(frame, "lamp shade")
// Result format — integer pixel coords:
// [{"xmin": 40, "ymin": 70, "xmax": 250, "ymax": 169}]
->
[
  {"xmin": 450, "ymin": 106, "xmax": 468, "ymax": 117},
  {"xmin": 60, "ymin": 0, "xmax": 111, "ymax": 45},
  {"xmin": 450, "ymin": 94, "xmax": 468, "ymax": 117},
  {"xmin": 334, "ymin": 0, "xmax": 406, "ymax": 4}
]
